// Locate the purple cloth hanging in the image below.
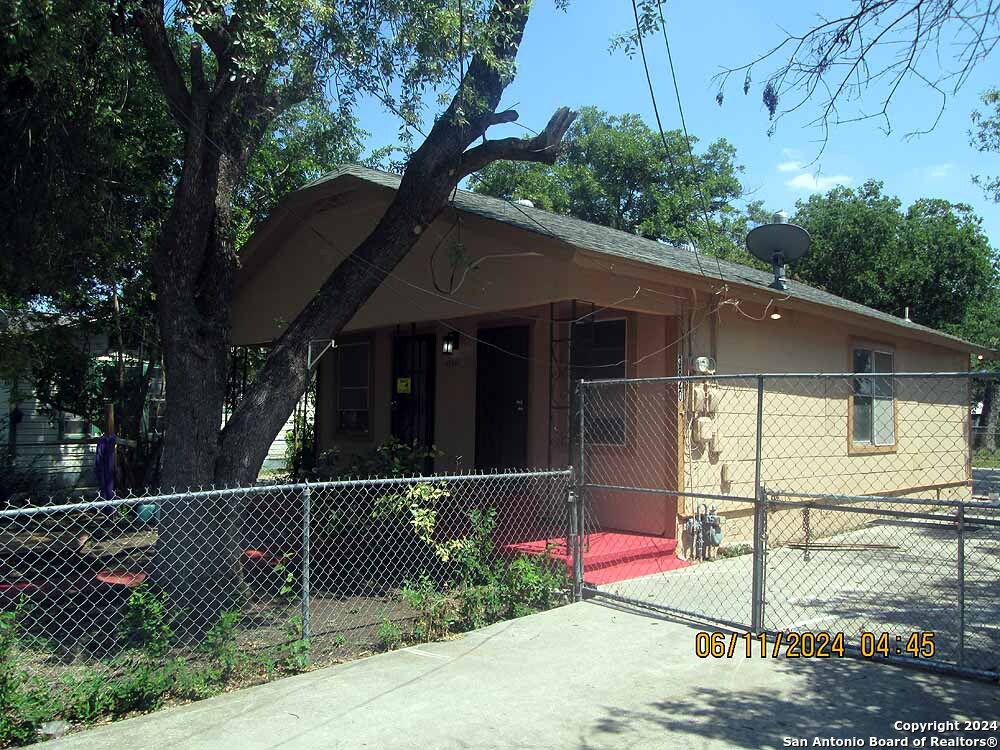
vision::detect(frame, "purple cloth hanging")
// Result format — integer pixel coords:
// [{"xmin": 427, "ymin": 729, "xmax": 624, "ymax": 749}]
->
[{"xmin": 95, "ymin": 434, "xmax": 116, "ymax": 500}]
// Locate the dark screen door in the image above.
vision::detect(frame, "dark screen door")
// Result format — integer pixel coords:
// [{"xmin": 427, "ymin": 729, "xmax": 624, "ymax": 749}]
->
[
  {"xmin": 391, "ymin": 335, "xmax": 436, "ymax": 461},
  {"xmin": 475, "ymin": 326, "xmax": 529, "ymax": 469}
]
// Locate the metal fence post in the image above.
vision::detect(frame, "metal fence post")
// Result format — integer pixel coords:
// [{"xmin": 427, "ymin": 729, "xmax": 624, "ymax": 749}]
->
[
  {"xmin": 301, "ymin": 484, "xmax": 312, "ymax": 646},
  {"xmin": 957, "ymin": 501, "xmax": 965, "ymax": 667},
  {"xmin": 751, "ymin": 375, "xmax": 766, "ymax": 634},
  {"xmin": 568, "ymin": 483, "xmax": 583, "ymax": 602},
  {"xmin": 578, "ymin": 380, "xmax": 587, "ymax": 486}
]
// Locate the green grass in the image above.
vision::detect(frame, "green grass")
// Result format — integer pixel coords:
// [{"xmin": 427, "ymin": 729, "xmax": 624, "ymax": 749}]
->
[{"xmin": 972, "ymin": 450, "xmax": 1000, "ymax": 469}]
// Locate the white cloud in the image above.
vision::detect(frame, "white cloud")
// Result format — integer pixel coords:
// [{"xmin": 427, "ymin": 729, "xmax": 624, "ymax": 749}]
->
[
  {"xmin": 785, "ymin": 172, "xmax": 854, "ymax": 192},
  {"xmin": 924, "ymin": 162, "xmax": 953, "ymax": 179},
  {"xmin": 777, "ymin": 160, "xmax": 803, "ymax": 173}
]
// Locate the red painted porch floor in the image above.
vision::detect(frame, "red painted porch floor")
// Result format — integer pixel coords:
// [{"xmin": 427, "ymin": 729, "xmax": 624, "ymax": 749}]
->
[{"xmin": 501, "ymin": 530, "xmax": 690, "ymax": 585}]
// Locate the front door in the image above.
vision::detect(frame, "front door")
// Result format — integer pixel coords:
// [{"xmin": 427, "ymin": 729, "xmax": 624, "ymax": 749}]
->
[
  {"xmin": 475, "ymin": 326, "xmax": 529, "ymax": 469},
  {"xmin": 391, "ymin": 335, "xmax": 436, "ymax": 463}
]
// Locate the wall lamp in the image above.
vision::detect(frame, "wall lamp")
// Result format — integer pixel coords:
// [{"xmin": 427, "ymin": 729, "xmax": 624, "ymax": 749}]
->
[{"xmin": 442, "ymin": 331, "xmax": 461, "ymax": 355}]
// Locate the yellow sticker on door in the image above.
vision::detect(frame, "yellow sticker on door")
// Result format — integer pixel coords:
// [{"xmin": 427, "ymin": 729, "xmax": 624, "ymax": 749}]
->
[{"xmin": 396, "ymin": 377, "xmax": 412, "ymax": 394}]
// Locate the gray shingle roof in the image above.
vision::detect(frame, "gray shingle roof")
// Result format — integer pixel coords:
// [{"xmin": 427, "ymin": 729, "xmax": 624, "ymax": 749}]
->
[{"xmin": 304, "ymin": 164, "xmax": 983, "ymax": 353}]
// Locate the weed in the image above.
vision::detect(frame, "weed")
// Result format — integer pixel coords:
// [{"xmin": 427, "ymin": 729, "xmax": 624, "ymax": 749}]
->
[
  {"xmin": 506, "ymin": 554, "xmax": 568, "ymax": 614},
  {"xmin": 200, "ymin": 612, "xmax": 242, "ymax": 683},
  {"xmin": 119, "ymin": 585, "xmax": 173, "ymax": 657},
  {"xmin": 714, "ymin": 544, "xmax": 753, "ymax": 560},
  {"xmin": 273, "ymin": 617, "xmax": 310, "ymax": 673},
  {"xmin": 401, "ymin": 574, "xmax": 455, "ymax": 640},
  {"xmin": 449, "ymin": 506, "xmax": 498, "ymax": 587},
  {"xmin": 455, "ymin": 583, "xmax": 506, "ymax": 631},
  {"xmin": 375, "ymin": 619, "xmax": 402, "ymax": 651},
  {"xmin": 0, "ymin": 604, "xmax": 54, "ymax": 746}
]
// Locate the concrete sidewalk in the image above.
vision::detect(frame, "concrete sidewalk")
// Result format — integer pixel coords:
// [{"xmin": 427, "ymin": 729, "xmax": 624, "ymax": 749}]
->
[{"xmin": 42, "ymin": 601, "xmax": 999, "ymax": 750}]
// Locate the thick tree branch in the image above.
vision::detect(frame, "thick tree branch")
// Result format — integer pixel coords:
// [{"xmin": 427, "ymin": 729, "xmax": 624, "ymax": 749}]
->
[
  {"xmin": 457, "ymin": 106, "xmax": 576, "ymax": 179},
  {"xmin": 215, "ymin": 0, "xmax": 575, "ymax": 484},
  {"xmin": 182, "ymin": 0, "xmax": 233, "ymax": 62},
  {"xmin": 135, "ymin": 0, "xmax": 193, "ymax": 130}
]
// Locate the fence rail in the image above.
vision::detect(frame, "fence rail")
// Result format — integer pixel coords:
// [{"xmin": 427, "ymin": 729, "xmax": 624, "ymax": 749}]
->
[{"xmin": 578, "ymin": 372, "xmax": 1000, "ymax": 680}]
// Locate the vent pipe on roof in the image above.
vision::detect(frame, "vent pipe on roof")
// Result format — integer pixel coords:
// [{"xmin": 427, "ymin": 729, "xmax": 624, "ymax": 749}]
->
[
  {"xmin": 904, "ymin": 306, "xmax": 911, "ymax": 322},
  {"xmin": 514, "ymin": 198, "xmax": 534, "ymax": 208}
]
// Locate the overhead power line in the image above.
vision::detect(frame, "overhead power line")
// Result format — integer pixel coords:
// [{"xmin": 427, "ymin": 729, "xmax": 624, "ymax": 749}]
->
[{"xmin": 629, "ymin": 0, "xmax": 725, "ymax": 285}]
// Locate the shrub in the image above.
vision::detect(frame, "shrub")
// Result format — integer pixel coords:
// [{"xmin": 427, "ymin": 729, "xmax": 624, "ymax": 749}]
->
[
  {"xmin": 505, "ymin": 554, "xmax": 568, "ymax": 614},
  {"xmin": 272, "ymin": 617, "xmax": 310, "ymax": 673},
  {"xmin": 343, "ymin": 438, "xmax": 441, "ymax": 478},
  {"xmin": 200, "ymin": 612, "xmax": 242, "ymax": 683},
  {"xmin": 449, "ymin": 506, "xmax": 498, "ymax": 587},
  {"xmin": 119, "ymin": 585, "xmax": 173, "ymax": 657},
  {"xmin": 375, "ymin": 619, "xmax": 402, "ymax": 651},
  {"xmin": 455, "ymin": 584, "xmax": 506, "ymax": 631},
  {"xmin": 401, "ymin": 574, "xmax": 455, "ymax": 640},
  {"xmin": 0, "ymin": 605, "xmax": 54, "ymax": 746}
]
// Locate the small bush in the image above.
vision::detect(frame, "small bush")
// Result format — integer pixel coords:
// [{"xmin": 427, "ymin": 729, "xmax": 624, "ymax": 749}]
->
[
  {"xmin": 455, "ymin": 584, "xmax": 506, "ymax": 631},
  {"xmin": 506, "ymin": 554, "xmax": 568, "ymax": 614},
  {"xmin": 119, "ymin": 585, "xmax": 174, "ymax": 657},
  {"xmin": 449, "ymin": 506, "xmax": 498, "ymax": 587},
  {"xmin": 401, "ymin": 574, "xmax": 455, "ymax": 640},
  {"xmin": 200, "ymin": 612, "xmax": 242, "ymax": 683},
  {"xmin": 272, "ymin": 617, "xmax": 310, "ymax": 673},
  {"xmin": 1, "ymin": 605, "xmax": 54, "ymax": 746},
  {"xmin": 714, "ymin": 544, "xmax": 753, "ymax": 560},
  {"xmin": 375, "ymin": 619, "xmax": 402, "ymax": 651}
]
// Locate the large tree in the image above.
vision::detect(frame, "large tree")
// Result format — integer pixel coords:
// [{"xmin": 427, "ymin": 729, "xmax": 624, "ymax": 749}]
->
[
  {"xmin": 469, "ymin": 106, "xmax": 747, "ymax": 257},
  {"xmin": 791, "ymin": 180, "xmax": 998, "ymax": 332},
  {"xmin": 6, "ymin": 0, "xmax": 576, "ymax": 627},
  {"xmin": 1, "ymin": 1, "xmax": 372, "ymax": 487},
  {"xmin": 120, "ymin": 0, "xmax": 573, "ymax": 624}
]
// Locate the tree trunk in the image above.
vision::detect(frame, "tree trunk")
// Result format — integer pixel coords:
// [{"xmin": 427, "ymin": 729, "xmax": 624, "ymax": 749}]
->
[{"xmin": 151, "ymin": 135, "xmax": 244, "ymax": 631}]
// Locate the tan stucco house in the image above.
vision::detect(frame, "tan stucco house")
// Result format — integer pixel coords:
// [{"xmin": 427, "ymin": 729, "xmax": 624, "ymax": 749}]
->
[{"xmin": 232, "ymin": 165, "xmax": 991, "ymax": 541}]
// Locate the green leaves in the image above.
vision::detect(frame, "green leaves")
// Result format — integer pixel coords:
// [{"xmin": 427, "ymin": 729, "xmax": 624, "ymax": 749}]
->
[
  {"xmin": 469, "ymin": 106, "xmax": 745, "ymax": 254},
  {"xmin": 792, "ymin": 180, "xmax": 999, "ymax": 342},
  {"xmin": 971, "ymin": 87, "xmax": 1000, "ymax": 204}
]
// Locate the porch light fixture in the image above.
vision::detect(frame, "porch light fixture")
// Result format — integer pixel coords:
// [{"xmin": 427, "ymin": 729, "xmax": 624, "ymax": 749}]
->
[
  {"xmin": 769, "ymin": 309, "xmax": 782, "ymax": 321},
  {"xmin": 442, "ymin": 331, "xmax": 460, "ymax": 355}
]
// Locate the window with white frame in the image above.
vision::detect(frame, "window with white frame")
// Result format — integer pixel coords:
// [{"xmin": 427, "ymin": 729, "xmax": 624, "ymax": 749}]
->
[
  {"xmin": 852, "ymin": 346, "xmax": 895, "ymax": 447},
  {"xmin": 337, "ymin": 342, "xmax": 370, "ymax": 434},
  {"xmin": 572, "ymin": 318, "xmax": 627, "ymax": 445}
]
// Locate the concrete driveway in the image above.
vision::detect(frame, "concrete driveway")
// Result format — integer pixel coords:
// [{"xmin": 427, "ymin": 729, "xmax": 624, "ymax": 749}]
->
[{"xmin": 40, "ymin": 601, "xmax": 999, "ymax": 750}]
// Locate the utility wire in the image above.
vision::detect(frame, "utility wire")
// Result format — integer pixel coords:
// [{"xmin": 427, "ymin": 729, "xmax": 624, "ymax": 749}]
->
[
  {"xmin": 629, "ymin": 0, "xmax": 711, "ymax": 282},
  {"xmin": 655, "ymin": 0, "xmax": 727, "ymax": 283}
]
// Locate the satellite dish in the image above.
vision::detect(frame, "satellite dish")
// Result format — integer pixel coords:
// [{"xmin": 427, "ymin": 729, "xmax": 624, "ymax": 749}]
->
[{"xmin": 746, "ymin": 211, "xmax": 811, "ymax": 290}]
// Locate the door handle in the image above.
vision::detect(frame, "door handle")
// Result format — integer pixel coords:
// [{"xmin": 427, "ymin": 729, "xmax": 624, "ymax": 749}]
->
[{"xmin": 514, "ymin": 399, "xmax": 525, "ymax": 413}]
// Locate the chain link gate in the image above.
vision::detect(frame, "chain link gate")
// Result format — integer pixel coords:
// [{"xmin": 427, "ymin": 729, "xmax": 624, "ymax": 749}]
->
[{"xmin": 574, "ymin": 372, "xmax": 1000, "ymax": 680}]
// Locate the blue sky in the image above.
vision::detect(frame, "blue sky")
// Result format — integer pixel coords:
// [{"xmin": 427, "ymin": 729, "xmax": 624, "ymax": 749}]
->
[{"xmin": 353, "ymin": 1, "xmax": 999, "ymax": 246}]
